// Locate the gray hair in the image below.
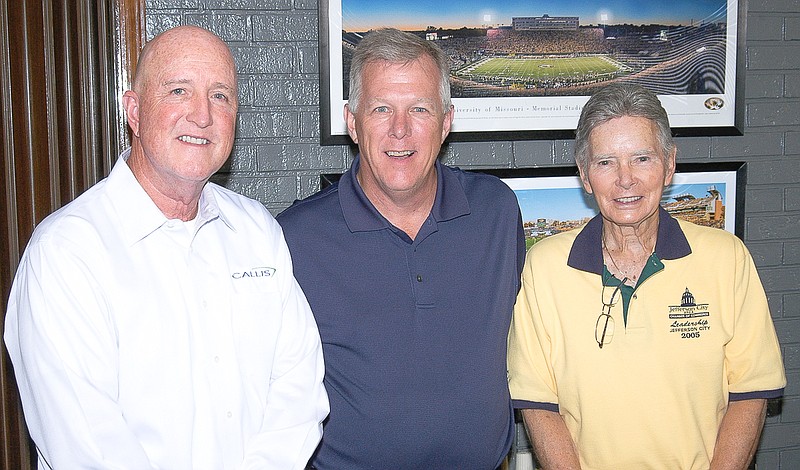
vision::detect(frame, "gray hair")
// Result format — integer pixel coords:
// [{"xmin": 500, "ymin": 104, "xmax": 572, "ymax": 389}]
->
[
  {"xmin": 574, "ymin": 83, "xmax": 675, "ymax": 172},
  {"xmin": 348, "ymin": 28, "xmax": 451, "ymax": 114}
]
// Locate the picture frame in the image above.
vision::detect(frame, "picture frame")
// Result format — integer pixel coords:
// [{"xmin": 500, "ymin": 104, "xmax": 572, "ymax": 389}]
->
[
  {"xmin": 489, "ymin": 162, "xmax": 745, "ymax": 249},
  {"xmin": 319, "ymin": 0, "xmax": 745, "ymax": 145},
  {"xmin": 320, "ymin": 162, "xmax": 746, "ymax": 245}
]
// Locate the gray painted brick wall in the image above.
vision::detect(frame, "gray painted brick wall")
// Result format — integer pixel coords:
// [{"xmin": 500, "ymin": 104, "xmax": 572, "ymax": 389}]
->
[{"xmin": 146, "ymin": 0, "xmax": 800, "ymax": 466}]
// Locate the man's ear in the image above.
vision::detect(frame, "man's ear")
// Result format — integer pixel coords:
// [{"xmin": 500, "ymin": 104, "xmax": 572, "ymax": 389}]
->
[
  {"xmin": 344, "ymin": 103, "xmax": 358, "ymax": 144},
  {"xmin": 663, "ymin": 146, "xmax": 677, "ymax": 187},
  {"xmin": 122, "ymin": 90, "xmax": 141, "ymax": 137},
  {"xmin": 441, "ymin": 104, "xmax": 454, "ymax": 143},
  {"xmin": 579, "ymin": 167, "xmax": 593, "ymax": 195}
]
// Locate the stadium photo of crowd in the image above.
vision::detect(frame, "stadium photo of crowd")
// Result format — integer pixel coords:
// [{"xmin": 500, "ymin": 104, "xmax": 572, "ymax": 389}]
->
[{"xmin": 340, "ymin": 10, "xmax": 729, "ymax": 99}]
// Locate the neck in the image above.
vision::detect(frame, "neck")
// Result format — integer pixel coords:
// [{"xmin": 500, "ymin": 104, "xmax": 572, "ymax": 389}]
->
[
  {"xmin": 602, "ymin": 220, "xmax": 659, "ymax": 283},
  {"xmin": 127, "ymin": 146, "xmax": 204, "ymax": 221},
  {"xmin": 601, "ymin": 213, "xmax": 659, "ymax": 253},
  {"xmin": 358, "ymin": 174, "xmax": 437, "ymax": 241}
]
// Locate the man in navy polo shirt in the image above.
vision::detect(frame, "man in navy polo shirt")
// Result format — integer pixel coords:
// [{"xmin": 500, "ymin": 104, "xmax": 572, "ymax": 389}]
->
[{"xmin": 277, "ymin": 28, "xmax": 524, "ymax": 469}]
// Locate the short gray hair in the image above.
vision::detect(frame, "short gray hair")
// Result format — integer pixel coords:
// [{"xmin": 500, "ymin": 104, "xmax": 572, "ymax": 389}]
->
[
  {"xmin": 348, "ymin": 28, "xmax": 451, "ymax": 114},
  {"xmin": 574, "ymin": 83, "xmax": 674, "ymax": 172}
]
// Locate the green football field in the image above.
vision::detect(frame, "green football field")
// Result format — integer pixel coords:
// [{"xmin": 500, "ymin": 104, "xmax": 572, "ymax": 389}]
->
[{"xmin": 466, "ymin": 56, "xmax": 622, "ymax": 79}]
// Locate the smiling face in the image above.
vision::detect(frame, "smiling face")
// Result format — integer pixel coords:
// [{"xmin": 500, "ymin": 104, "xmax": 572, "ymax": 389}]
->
[
  {"xmin": 579, "ymin": 115, "xmax": 676, "ymax": 231},
  {"xmin": 123, "ymin": 26, "xmax": 238, "ymax": 191},
  {"xmin": 344, "ymin": 55, "xmax": 453, "ymax": 206}
]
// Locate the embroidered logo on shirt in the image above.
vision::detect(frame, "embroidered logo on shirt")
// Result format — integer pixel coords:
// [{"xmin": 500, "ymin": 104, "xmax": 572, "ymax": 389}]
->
[
  {"xmin": 231, "ymin": 267, "xmax": 276, "ymax": 280},
  {"xmin": 668, "ymin": 288, "xmax": 711, "ymax": 339}
]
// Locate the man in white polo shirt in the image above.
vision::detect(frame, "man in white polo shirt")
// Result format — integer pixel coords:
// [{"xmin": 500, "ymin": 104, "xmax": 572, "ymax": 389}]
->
[{"xmin": 4, "ymin": 25, "xmax": 328, "ymax": 470}]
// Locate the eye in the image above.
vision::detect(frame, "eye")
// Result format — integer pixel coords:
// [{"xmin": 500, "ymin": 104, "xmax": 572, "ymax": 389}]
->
[
  {"xmin": 374, "ymin": 106, "xmax": 390, "ymax": 113},
  {"xmin": 170, "ymin": 88, "xmax": 186, "ymax": 96},
  {"xmin": 411, "ymin": 106, "xmax": 428, "ymax": 113},
  {"xmin": 212, "ymin": 92, "xmax": 228, "ymax": 101}
]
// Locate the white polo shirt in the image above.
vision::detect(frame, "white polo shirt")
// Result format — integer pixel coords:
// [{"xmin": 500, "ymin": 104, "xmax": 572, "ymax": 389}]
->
[{"xmin": 5, "ymin": 151, "xmax": 329, "ymax": 469}]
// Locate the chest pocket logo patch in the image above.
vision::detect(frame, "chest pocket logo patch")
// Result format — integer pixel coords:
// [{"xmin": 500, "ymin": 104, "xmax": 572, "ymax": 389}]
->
[{"xmin": 668, "ymin": 288, "xmax": 711, "ymax": 339}]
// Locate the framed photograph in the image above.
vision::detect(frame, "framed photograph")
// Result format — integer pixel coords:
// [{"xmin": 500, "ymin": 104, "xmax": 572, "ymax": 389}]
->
[
  {"xmin": 489, "ymin": 162, "xmax": 745, "ymax": 249},
  {"xmin": 319, "ymin": 0, "xmax": 745, "ymax": 145},
  {"xmin": 320, "ymin": 162, "xmax": 745, "ymax": 247}
]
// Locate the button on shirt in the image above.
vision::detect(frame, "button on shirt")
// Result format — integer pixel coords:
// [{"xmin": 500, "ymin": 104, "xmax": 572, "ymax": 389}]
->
[{"xmin": 4, "ymin": 151, "xmax": 329, "ymax": 470}]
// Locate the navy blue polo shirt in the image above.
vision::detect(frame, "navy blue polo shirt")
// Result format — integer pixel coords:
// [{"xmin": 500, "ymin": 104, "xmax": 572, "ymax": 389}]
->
[{"xmin": 277, "ymin": 156, "xmax": 525, "ymax": 470}]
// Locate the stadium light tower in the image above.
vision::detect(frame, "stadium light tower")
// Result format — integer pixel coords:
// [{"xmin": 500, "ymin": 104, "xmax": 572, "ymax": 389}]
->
[{"xmin": 598, "ymin": 10, "xmax": 614, "ymax": 30}]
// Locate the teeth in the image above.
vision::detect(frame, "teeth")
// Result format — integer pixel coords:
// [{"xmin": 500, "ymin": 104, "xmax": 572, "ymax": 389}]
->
[
  {"xmin": 617, "ymin": 196, "xmax": 640, "ymax": 203},
  {"xmin": 179, "ymin": 135, "xmax": 209, "ymax": 145},
  {"xmin": 386, "ymin": 151, "xmax": 413, "ymax": 157}
]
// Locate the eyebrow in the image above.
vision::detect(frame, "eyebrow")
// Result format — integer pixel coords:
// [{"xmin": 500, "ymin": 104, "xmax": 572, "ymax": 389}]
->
[
  {"xmin": 161, "ymin": 79, "xmax": 191, "ymax": 87},
  {"xmin": 160, "ymin": 79, "xmax": 235, "ymax": 91},
  {"xmin": 591, "ymin": 148, "xmax": 658, "ymax": 159}
]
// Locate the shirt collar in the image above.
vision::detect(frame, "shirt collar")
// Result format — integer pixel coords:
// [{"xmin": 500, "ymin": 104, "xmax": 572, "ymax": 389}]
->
[
  {"xmin": 567, "ymin": 206, "xmax": 692, "ymax": 275},
  {"xmin": 197, "ymin": 183, "xmax": 234, "ymax": 231},
  {"xmin": 106, "ymin": 149, "xmax": 231, "ymax": 246},
  {"xmin": 338, "ymin": 155, "xmax": 470, "ymax": 233}
]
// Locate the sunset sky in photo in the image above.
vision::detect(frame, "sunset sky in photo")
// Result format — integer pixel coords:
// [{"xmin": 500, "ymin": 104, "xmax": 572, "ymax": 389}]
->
[{"xmin": 341, "ymin": 0, "xmax": 728, "ymax": 31}]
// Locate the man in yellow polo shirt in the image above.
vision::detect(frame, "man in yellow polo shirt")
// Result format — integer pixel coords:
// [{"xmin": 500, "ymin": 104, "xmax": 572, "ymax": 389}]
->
[{"xmin": 508, "ymin": 83, "xmax": 786, "ymax": 469}]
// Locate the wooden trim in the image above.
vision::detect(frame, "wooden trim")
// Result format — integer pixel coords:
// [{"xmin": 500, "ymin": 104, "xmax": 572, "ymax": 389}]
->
[
  {"xmin": 119, "ymin": 0, "xmax": 146, "ymax": 88},
  {"xmin": 114, "ymin": 0, "xmax": 146, "ymax": 163}
]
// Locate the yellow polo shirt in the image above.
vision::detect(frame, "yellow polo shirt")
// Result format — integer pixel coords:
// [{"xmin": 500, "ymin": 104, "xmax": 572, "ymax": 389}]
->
[{"xmin": 508, "ymin": 212, "xmax": 786, "ymax": 470}]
